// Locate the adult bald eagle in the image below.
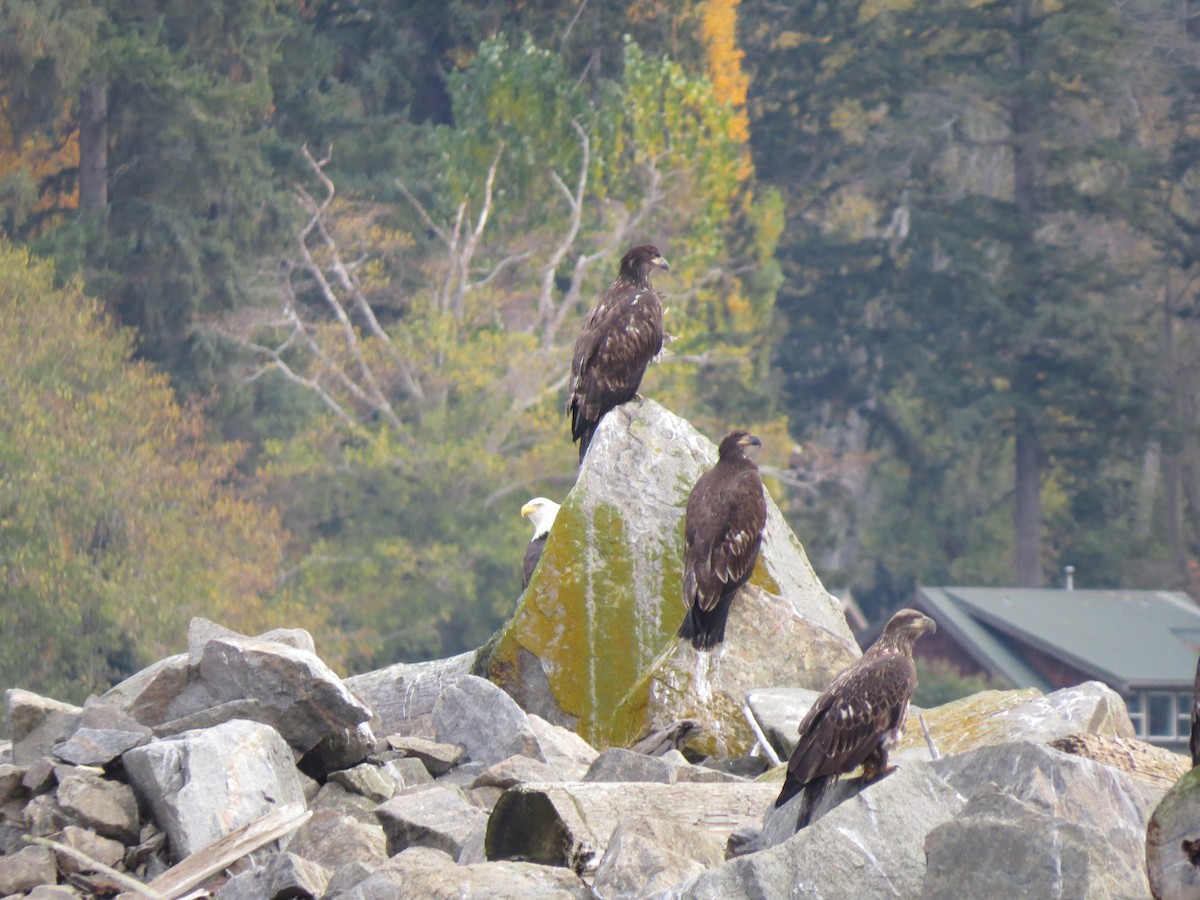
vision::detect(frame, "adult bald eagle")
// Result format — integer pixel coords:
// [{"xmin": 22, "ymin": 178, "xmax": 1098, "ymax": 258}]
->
[
  {"xmin": 678, "ymin": 430, "xmax": 767, "ymax": 650},
  {"xmin": 567, "ymin": 244, "xmax": 669, "ymax": 462},
  {"xmin": 520, "ymin": 497, "xmax": 560, "ymax": 591},
  {"xmin": 775, "ymin": 608, "xmax": 937, "ymax": 824}
]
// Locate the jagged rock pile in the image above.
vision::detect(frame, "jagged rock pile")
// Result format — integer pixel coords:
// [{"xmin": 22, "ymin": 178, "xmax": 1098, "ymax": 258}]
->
[
  {"xmin": 3, "ymin": 403, "xmax": 1199, "ymax": 897},
  {"xmin": 0, "ymin": 617, "xmax": 1192, "ymax": 898}
]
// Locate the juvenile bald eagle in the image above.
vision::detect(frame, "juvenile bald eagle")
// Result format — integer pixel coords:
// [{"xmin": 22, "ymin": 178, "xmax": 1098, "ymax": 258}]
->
[
  {"xmin": 567, "ymin": 244, "xmax": 669, "ymax": 461},
  {"xmin": 520, "ymin": 497, "xmax": 560, "ymax": 590},
  {"xmin": 678, "ymin": 430, "xmax": 767, "ymax": 650},
  {"xmin": 775, "ymin": 608, "xmax": 936, "ymax": 824}
]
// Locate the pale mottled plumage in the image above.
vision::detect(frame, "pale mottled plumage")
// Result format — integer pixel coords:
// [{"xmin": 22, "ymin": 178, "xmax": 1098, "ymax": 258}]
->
[
  {"xmin": 775, "ymin": 608, "xmax": 936, "ymax": 819},
  {"xmin": 678, "ymin": 430, "xmax": 766, "ymax": 650},
  {"xmin": 567, "ymin": 245, "xmax": 668, "ymax": 462}
]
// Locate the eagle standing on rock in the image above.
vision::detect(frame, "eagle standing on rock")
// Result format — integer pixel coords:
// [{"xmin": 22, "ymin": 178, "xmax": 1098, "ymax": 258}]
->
[
  {"xmin": 678, "ymin": 430, "xmax": 767, "ymax": 650},
  {"xmin": 775, "ymin": 608, "xmax": 936, "ymax": 825},
  {"xmin": 566, "ymin": 244, "xmax": 669, "ymax": 462},
  {"xmin": 520, "ymin": 497, "xmax": 560, "ymax": 591}
]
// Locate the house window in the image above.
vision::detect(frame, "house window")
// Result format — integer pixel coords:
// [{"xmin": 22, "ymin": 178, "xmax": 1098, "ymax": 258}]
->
[
  {"xmin": 1126, "ymin": 691, "xmax": 1192, "ymax": 741},
  {"xmin": 1148, "ymin": 693, "xmax": 1175, "ymax": 738},
  {"xmin": 1127, "ymin": 693, "xmax": 1143, "ymax": 736}
]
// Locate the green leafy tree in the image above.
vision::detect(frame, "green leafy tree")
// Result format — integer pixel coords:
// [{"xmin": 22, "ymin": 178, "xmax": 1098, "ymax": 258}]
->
[
  {"xmin": 222, "ymin": 36, "xmax": 779, "ymax": 671},
  {"xmin": 0, "ymin": 243, "xmax": 309, "ymax": 701},
  {"xmin": 750, "ymin": 0, "xmax": 1155, "ymax": 592}
]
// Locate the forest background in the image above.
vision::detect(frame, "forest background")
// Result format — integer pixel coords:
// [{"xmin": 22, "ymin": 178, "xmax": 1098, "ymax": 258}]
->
[{"xmin": 3, "ymin": 0, "xmax": 1200, "ymax": 704}]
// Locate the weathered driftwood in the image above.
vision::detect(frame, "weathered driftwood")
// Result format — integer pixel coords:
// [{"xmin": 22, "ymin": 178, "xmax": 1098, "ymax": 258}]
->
[
  {"xmin": 25, "ymin": 835, "xmax": 164, "ymax": 899},
  {"xmin": 142, "ymin": 801, "xmax": 311, "ymax": 899},
  {"xmin": 485, "ymin": 781, "xmax": 778, "ymax": 873}
]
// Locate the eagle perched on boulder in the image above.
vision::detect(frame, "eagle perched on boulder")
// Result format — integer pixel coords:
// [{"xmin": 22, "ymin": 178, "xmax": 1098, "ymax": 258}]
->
[
  {"xmin": 519, "ymin": 497, "xmax": 560, "ymax": 591},
  {"xmin": 566, "ymin": 244, "xmax": 669, "ymax": 461},
  {"xmin": 678, "ymin": 430, "xmax": 767, "ymax": 650},
  {"xmin": 775, "ymin": 608, "xmax": 936, "ymax": 824}
]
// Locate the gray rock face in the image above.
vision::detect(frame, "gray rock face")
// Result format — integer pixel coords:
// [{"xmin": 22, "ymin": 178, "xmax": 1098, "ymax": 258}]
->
[
  {"xmin": 55, "ymin": 824, "xmax": 125, "ymax": 875},
  {"xmin": 478, "ymin": 400, "xmax": 861, "ymax": 756},
  {"xmin": 190, "ymin": 636, "xmax": 373, "ymax": 754},
  {"xmin": 381, "ymin": 755, "xmax": 435, "ymax": 789},
  {"xmin": 682, "ymin": 763, "xmax": 964, "ymax": 898},
  {"xmin": 584, "ymin": 748, "xmax": 677, "ymax": 784},
  {"xmin": 285, "ymin": 809, "xmax": 388, "ymax": 870},
  {"xmin": 5, "ymin": 689, "xmax": 82, "ymax": 766},
  {"xmin": 123, "ymin": 718, "xmax": 305, "ymax": 861},
  {"xmin": 592, "ymin": 817, "xmax": 726, "ymax": 899},
  {"xmin": 345, "ymin": 651, "xmax": 477, "ymax": 738},
  {"xmin": 341, "ymin": 858, "xmax": 593, "ymax": 899},
  {"xmin": 0, "ymin": 845, "xmax": 56, "ymax": 895},
  {"xmin": 53, "ymin": 700, "xmax": 152, "ymax": 768},
  {"xmin": 328, "ymin": 762, "xmax": 397, "ymax": 804},
  {"xmin": 926, "ymin": 741, "xmax": 1159, "ymax": 898},
  {"xmin": 382, "ymin": 735, "xmax": 465, "ymax": 776},
  {"xmin": 101, "ymin": 621, "xmax": 372, "ymax": 761},
  {"xmin": 744, "ymin": 687, "xmax": 821, "ymax": 758},
  {"xmin": 1147, "ymin": 767, "xmax": 1200, "ymax": 900},
  {"xmin": 374, "ymin": 784, "xmax": 488, "ymax": 858},
  {"xmin": 432, "ymin": 675, "xmax": 541, "ymax": 767},
  {"xmin": 55, "ymin": 770, "xmax": 140, "ymax": 843}
]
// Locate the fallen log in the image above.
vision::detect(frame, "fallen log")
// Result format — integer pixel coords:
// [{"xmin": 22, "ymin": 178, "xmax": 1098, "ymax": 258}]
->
[{"xmin": 485, "ymin": 781, "xmax": 778, "ymax": 874}]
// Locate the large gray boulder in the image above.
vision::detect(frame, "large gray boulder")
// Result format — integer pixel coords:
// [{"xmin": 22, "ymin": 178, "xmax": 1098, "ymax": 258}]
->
[
  {"xmin": 374, "ymin": 784, "xmax": 487, "ymax": 858},
  {"xmin": 340, "ymin": 858, "xmax": 593, "ymax": 899},
  {"xmin": 682, "ymin": 762, "xmax": 964, "ymax": 898},
  {"xmin": 592, "ymin": 816, "xmax": 726, "ymax": 899},
  {"xmin": 345, "ymin": 651, "xmax": 477, "ymax": 739},
  {"xmin": 926, "ymin": 741, "xmax": 1162, "ymax": 898},
  {"xmin": 5, "ymin": 690, "xmax": 82, "ymax": 766},
  {"xmin": 681, "ymin": 737, "xmax": 1166, "ymax": 899},
  {"xmin": 101, "ymin": 619, "xmax": 372, "ymax": 758},
  {"xmin": 122, "ymin": 718, "xmax": 305, "ymax": 861},
  {"xmin": 432, "ymin": 675, "xmax": 542, "ymax": 767},
  {"xmin": 478, "ymin": 400, "xmax": 860, "ymax": 756}
]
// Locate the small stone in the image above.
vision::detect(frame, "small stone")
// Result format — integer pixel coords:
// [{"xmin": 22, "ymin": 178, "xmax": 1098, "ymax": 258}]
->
[
  {"xmin": 0, "ymin": 844, "xmax": 56, "ymax": 895},
  {"xmin": 384, "ymin": 735, "xmax": 465, "ymax": 776},
  {"xmin": 265, "ymin": 852, "xmax": 331, "ymax": 899},
  {"xmin": 374, "ymin": 784, "xmax": 487, "ymax": 858},
  {"xmin": 583, "ymin": 747, "xmax": 676, "ymax": 783},
  {"xmin": 432, "ymin": 676, "xmax": 542, "ymax": 768},
  {"xmin": 381, "ymin": 756, "xmax": 434, "ymax": 789},
  {"xmin": 593, "ymin": 816, "xmax": 726, "ymax": 897},
  {"xmin": 5, "ymin": 689, "xmax": 82, "ymax": 766},
  {"xmin": 53, "ymin": 700, "xmax": 152, "ymax": 768},
  {"xmin": 324, "ymin": 860, "xmax": 378, "ymax": 896},
  {"xmin": 56, "ymin": 824, "xmax": 125, "ymax": 875},
  {"xmin": 285, "ymin": 809, "xmax": 387, "ymax": 870},
  {"xmin": 55, "ymin": 771, "xmax": 140, "ymax": 843},
  {"xmin": 471, "ymin": 755, "xmax": 563, "ymax": 790},
  {"xmin": 328, "ymin": 762, "xmax": 397, "ymax": 803}
]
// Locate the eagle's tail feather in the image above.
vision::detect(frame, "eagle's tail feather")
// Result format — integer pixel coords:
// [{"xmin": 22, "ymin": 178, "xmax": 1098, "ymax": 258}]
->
[
  {"xmin": 796, "ymin": 776, "xmax": 831, "ymax": 829},
  {"xmin": 677, "ymin": 600, "xmax": 731, "ymax": 651}
]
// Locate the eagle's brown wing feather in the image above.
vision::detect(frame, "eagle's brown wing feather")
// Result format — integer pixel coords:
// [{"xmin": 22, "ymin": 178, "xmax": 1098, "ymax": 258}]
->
[
  {"xmin": 683, "ymin": 466, "xmax": 765, "ymax": 613},
  {"xmin": 568, "ymin": 285, "xmax": 663, "ymax": 438}
]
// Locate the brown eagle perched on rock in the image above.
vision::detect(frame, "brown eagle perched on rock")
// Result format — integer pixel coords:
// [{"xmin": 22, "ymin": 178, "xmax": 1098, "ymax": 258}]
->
[
  {"xmin": 775, "ymin": 608, "xmax": 936, "ymax": 824},
  {"xmin": 566, "ymin": 244, "xmax": 669, "ymax": 462},
  {"xmin": 519, "ymin": 497, "xmax": 560, "ymax": 591},
  {"xmin": 678, "ymin": 430, "xmax": 767, "ymax": 650}
]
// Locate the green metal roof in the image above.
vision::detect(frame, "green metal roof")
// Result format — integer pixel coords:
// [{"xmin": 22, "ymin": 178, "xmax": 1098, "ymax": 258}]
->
[{"xmin": 916, "ymin": 586, "xmax": 1200, "ymax": 692}]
